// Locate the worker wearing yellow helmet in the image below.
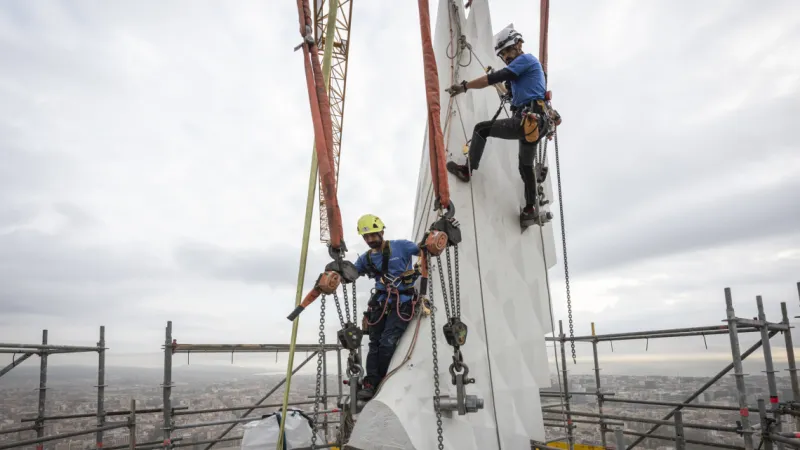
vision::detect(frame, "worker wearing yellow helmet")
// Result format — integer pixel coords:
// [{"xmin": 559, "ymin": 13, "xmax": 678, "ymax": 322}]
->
[{"xmin": 352, "ymin": 213, "xmax": 421, "ymax": 401}]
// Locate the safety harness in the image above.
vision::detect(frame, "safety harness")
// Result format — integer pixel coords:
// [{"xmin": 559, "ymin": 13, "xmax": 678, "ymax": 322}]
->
[
  {"xmin": 362, "ymin": 242, "xmax": 421, "ymax": 327},
  {"xmin": 520, "ymin": 93, "xmax": 562, "ymax": 143}
]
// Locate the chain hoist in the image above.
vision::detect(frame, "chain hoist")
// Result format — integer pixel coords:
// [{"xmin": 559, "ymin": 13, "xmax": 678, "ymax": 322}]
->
[
  {"xmin": 421, "ymin": 203, "xmax": 484, "ymax": 428},
  {"xmin": 284, "ymin": 247, "xmax": 365, "ymax": 439}
]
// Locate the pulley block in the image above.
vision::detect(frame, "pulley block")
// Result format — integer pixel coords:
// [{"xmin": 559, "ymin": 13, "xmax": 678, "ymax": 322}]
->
[
  {"xmin": 535, "ymin": 163, "xmax": 548, "ymax": 183},
  {"xmin": 325, "ymin": 260, "xmax": 359, "ymax": 284},
  {"xmin": 425, "ymin": 230, "xmax": 448, "ymax": 256},
  {"xmin": 337, "ymin": 322, "xmax": 363, "ymax": 351},
  {"xmin": 316, "ymin": 271, "xmax": 341, "ymax": 295},
  {"xmin": 430, "ymin": 216, "xmax": 462, "ymax": 246},
  {"xmin": 443, "ymin": 318, "xmax": 468, "ymax": 347}
]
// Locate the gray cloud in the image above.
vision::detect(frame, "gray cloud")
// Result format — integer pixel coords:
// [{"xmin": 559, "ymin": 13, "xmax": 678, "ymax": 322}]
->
[
  {"xmin": 566, "ymin": 175, "xmax": 800, "ymax": 274},
  {"xmin": 174, "ymin": 241, "xmax": 330, "ymax": 287}
]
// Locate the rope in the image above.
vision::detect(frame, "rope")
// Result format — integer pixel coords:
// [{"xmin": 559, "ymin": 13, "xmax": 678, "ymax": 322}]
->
[
  {"xmin": 374, "ymin": 306, "xmax": 425, "ymax": 394},
  {"xmin": 452, "ymin": 97, "xmax": 503, "ymax": 450}
]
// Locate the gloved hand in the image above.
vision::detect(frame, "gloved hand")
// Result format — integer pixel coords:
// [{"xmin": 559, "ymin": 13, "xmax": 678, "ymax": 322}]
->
[
  {"xmin": 417, "ymin": 231, "xmax": 430, "ymax": 250},
  {"xmin": 446, "ymin": 80, "xmax": 468, "ymax": 96}
]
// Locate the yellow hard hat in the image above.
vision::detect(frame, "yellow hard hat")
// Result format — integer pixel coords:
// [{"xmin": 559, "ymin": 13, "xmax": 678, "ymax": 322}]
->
[{"xmin": 357, "ymin": 214, "xmax": 385, "ymax": 236}]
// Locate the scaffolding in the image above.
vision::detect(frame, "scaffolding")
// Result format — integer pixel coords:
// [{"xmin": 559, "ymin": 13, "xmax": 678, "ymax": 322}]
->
[
  {"xmin": 0, "ymin": 322, "xmax": 344, "ymax": 450},
  {"xmin": 1, "ymin": 283, "xmax": 799, "ymax": 450},
  {"xmin": 532, "ymin": 283, "xmax": 800, "ymax": 450}
]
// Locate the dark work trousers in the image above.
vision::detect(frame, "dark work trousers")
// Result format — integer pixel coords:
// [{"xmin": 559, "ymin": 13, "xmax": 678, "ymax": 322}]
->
[
  {"xmin": 466, "ymin": 107, "xmax": 546, "ymax": 208},
  {"xmin": 364, "ymin": 298, "xmax": 414, "ymax": 388}
]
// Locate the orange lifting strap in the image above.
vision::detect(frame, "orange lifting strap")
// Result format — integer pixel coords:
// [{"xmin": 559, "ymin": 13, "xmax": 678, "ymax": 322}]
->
[
  {"xmin": 295, "ymin": 0, "xmax": 344, "ymax": 250},
  {"xmin": 539, "ymin": 0, "xmax": 550, "ymax": 75},
  {"xmin": 416, "ymin": 0, "xmax": 451, "ymax": 210}
]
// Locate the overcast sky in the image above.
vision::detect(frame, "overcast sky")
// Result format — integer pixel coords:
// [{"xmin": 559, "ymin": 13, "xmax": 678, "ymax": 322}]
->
[{"xmin": 1, "ymin": 0, "xmax": 799, "ymax": 376}]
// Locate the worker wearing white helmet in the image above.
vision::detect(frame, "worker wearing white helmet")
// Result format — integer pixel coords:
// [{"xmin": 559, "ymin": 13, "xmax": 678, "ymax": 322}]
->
[{"xmin": 446, "ymin": 24, "xmax": 554, "ymax": 227}]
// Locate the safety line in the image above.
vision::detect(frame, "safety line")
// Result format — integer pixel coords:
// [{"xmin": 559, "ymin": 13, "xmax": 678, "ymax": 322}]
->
[
  {"xmin": 533, "ymin": 138, "xmax": 570, "ymax": 438},
  {"xmin": 452, "ymin": 97, "xmax": 502, "ymax": 450},
  {"xmin": 452, "ymin": 92, "xmax": 569, "ymax": 444},
  {"xmin": 460, "ymin": 39, "xmax": 567, "ymax": 435}
]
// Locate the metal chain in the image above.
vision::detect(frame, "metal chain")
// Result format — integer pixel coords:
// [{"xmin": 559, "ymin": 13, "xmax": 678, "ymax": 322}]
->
[
  {"xmin": 444, "ymin": 247, "xmax": 456, "ymax": 319},
  {"xmin": 342, "ymin": 283, "xmax": 351, "ymax": 323},
  {"xmin": 542, "ymin": 137, "xmax": 548, "ymax": 166},
  {"xmin": 311, "ymin": 295, "xmax": 326, "ymax": 447},
  {"xmin": 535, "ymin": 139, "xmax": 542, "ymax": 166},
  {"xmin": 352, "ymin": 280, "xmax": 357, "ymax": 323},
  {"xmin": 553, "ymin": 130, "xmax": 576, "ymax": 363},
  {"xmin": 332, "ymin": 291, "xmax": 345, "ymax": 328},
  {"xmin": 435, "ymin": 256, "xmax": 452, "ymax": 319},
  {"xmin": 454, "ymin": 246, "xmax": 461, "ymax": 318},
  {"xmin": 427, "ymin": 253, "xmax": 445, "ymax": 450}
]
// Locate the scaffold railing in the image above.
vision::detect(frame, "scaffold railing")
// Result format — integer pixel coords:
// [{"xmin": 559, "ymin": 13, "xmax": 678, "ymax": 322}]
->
[{"xmin": 2, "ymin": 282, "xmax": 799, "ymax": 450}]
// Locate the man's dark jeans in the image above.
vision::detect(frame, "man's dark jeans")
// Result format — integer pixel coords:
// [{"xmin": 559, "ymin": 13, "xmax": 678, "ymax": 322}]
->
[
  {"xmin": 364, "ymin": 299, "xmax": 413, "ymax": 388},
  {"xmin": 466, "ymin": 106, "xmax": 546, "ymax": 207}
]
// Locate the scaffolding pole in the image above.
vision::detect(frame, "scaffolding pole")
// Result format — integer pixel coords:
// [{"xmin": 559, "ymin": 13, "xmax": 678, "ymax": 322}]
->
[
  {"xmin": 727, "ymin": 288, "xmax": 756, "ymax": 450},
  {"xmin": 20, "ymin": 407, "xmax": 188, "ymax": 423},
  {"xmin": 543, "ymin": 409, "xmax": 740, "ymax": 432},
  {"xmin": 170, "ymin": 343, "xmax": 340, "ymax": 353},
  {"xmin": 163, "ymin": 321, "xmax": 173, "ymax": 448},
  {"xmin": 558, "ymin": 321, "xmax": 574, "ymax": 450},
  {"xmin": 758, "ymin": 296, "xmax": 785, "ymax": 450},
  {"xmin": 173, "ymin": 400, "xmax": 318, "ymax": 416},
  {"xmin": 0, "ymin": 352, "xmax": 33, "ymax": 378},
  {"xmin": 590, "ymin": 322, "xmax": 607, "ymax": 449},
  {"xmin": 128, "ymin": 399, "xmax": 136, "ymax": 450},
  {"xmin": 0, "ymin": 425, "xmax": 36, "ymax": 435},
  {"xmin": 0, "ymin": 423, "xmax": 128, "ymax": 450},
  {"xmin": 783, "ymin": 301, "xmax": 800, "ymax": 431},
  {"xmin": 36, "ymin": 330, "xmax": 48, "ymax": 445},
  {"xmin": 0, "ymin": 343, "xmax": 104, "ymax": 352},
  {"xmin": 96, "ymin": 325, "xmax": 106, "ymax": 449},
  {"xmin": 603, "ymin": 397, "xmax": 758, "ymax": 412},
  {"xmin": 544, "ymin": 324, "xmax": 765, "ymax": 343}
]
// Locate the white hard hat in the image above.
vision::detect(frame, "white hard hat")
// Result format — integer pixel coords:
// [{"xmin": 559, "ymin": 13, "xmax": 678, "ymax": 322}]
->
[{"xmin": 494, "ymin": 23, "xmax": 523, "ymax": 56}]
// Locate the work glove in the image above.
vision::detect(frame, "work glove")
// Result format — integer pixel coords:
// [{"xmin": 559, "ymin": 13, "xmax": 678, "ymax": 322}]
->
[{"xmin": 446, "ymin": 80, "xmax": 468, "ymax": 96}]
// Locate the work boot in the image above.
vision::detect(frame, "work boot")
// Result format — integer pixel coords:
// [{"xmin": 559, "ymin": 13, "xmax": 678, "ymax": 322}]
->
[
  {"xmin": 446, "ymin": 161, "xmax": 471, "ymax": 182},
  {"xmin": 520, "ymin": 205, "xmax": 538, "ymax": 224},
  {"xmin": 357, "ymin": 382, "xmax": 375, "ymax": 401}
]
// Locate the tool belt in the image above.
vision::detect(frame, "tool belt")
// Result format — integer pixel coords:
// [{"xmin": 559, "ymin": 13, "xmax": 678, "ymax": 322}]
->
[{"xmin": 516, "ymin": 98, "xmax": 561, "ymax": 143}]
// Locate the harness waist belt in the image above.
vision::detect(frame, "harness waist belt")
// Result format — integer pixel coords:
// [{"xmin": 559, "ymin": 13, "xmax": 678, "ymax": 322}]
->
[
  {"xmin": 511, "ymin": 98, "xmax": 546, "ymax": 113},
  {"xmin": 375, "ymin": 288, "xmax": 416, "ymax": 296}
]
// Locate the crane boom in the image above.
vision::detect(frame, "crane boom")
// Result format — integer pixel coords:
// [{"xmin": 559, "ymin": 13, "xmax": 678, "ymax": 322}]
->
[{"xmin": 314, "ymin": 0, "xmax": 354, "ymax": 243}]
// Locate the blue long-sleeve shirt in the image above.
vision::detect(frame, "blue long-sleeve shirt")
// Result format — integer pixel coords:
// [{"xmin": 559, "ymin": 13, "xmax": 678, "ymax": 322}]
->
[
  {"xmin": 354, "ymin": 239, "xmax": 420, "ymax": 303},
  {"xmin": 487, "ymin": 53, "xmax": 546, "ymax": 107}
]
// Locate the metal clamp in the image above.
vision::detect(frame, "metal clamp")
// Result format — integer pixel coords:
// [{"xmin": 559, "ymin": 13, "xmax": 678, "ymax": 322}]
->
[{"xmin": 437, "ymin": 372, "xmax": 484, "ymax": 416}]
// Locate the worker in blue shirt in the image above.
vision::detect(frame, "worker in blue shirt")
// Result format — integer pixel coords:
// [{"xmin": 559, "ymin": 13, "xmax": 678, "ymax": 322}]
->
[
  {"xmin": 353, "ymin": 214, "xmax": 420, "ymax": 400},
  {"xmin": 446, "ymin": 24, "xmax": 552, "ymax": 225}
]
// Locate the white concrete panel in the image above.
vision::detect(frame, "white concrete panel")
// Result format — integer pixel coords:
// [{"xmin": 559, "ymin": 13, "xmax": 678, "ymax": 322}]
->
[{"xmin": 346, "ymin": 1, "xmax": 556, "ymax": 448}]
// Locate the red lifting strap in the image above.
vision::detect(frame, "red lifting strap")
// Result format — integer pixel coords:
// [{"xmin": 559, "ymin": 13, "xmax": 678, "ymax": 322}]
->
[
  {"xmin": 539, "ymin": 0, "xmax": 550, "ymax": 75},
  {"xmin": 417, "ymin": 0, "xmax": 451, "ymax": 210},
  {"xmin": 296, "ymin": 0, "xmax": 344, "ymax": 249}
]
